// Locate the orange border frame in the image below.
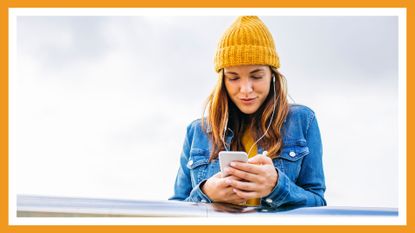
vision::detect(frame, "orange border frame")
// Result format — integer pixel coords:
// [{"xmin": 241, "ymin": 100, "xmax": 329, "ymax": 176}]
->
[{"xmin": 1, "ymin": 0, "xmax": 412, "ymax": 232}]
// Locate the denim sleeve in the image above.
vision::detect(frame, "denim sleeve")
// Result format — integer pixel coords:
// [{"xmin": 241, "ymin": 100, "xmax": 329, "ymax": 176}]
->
[
  {"xmin": 261, "ymin": 114, "xmax": 327, "ymax": 208},
  {"xmin": 168, "ymin": 124, "xmax": 212, "ymax": 203}
]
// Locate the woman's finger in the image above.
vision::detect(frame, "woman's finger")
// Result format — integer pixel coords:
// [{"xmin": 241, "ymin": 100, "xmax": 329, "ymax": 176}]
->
[
  {"xmin": 225, "ymin": 166, "xmax": 259, "ymax": 182},
  {"xmin": 232, "ymin": 188, "xmax": 259, "ymax": 199},
  {"xmin": 226, "ymin": 179, "xmax": 256, "ymax": 191},
  {"xmin": 229, "ymin": 161, "xmax": 261, "ymax": 174}
]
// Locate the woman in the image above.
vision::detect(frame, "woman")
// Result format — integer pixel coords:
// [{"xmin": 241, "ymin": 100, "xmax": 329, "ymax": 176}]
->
[{"xmin": 169, "ymin": 16, "xmax": 326, "ymax": 208}]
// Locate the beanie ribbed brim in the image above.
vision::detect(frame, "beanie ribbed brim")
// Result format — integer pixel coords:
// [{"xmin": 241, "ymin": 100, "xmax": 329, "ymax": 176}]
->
[{"xmin": 215, "ymin": 45, "xmax": 280, "ymax": 72}]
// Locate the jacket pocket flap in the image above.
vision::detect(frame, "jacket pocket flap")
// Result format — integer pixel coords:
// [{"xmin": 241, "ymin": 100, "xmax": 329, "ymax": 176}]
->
[
  {"xmin": 279, "ymin": 142, "xmax": 309, "ymax": 162},
  {"xmin": 187, "ymin": 149, "xmax": 209, "ymax": 169}
]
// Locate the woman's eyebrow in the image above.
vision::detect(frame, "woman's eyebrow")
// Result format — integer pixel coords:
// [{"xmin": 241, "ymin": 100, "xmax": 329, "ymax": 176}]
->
[
  {"xmin": 225, "ymin": 69, "xmax": 264, "ymax": 75},
  {"xmin": 249, "ymin": 69, "xmax": 264, "ymax": 74}
]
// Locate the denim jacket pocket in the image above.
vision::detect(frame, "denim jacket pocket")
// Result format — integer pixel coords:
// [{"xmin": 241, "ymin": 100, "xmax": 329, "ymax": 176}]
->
[
  {"xmin": 277, "ymin": 139, "xmax": 310, "ymax": 182},
  {"xmin": 187, "ymin": 148, "xmax": 210, "ymax": 186}
]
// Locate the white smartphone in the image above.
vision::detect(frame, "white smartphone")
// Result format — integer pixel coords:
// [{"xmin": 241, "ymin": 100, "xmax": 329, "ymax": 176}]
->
[{"xmin": 218, "ymin": 151, "xmax": 248, "ymax": 177}]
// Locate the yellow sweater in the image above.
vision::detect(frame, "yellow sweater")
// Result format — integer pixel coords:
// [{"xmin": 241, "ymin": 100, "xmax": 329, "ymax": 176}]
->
[{"xmin": 242, "ymin": 130, "xmax": 260, "ymax": 206}]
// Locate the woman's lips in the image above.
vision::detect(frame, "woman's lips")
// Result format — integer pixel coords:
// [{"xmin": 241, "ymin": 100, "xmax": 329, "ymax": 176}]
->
[{"xmin": 240, "ymin": 97, "xmax": 256, "ymax": 105}]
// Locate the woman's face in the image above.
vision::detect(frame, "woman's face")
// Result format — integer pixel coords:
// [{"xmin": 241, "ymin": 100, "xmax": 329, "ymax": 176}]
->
[{"xmin": 224, "ymin": 65, "xmax": 272, "ymax": 115}]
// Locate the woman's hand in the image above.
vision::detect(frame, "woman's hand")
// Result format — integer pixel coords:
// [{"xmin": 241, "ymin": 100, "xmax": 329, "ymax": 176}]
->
[
  {"xmin": 201, "ymin": 172, "xmax": 248, "ymax": 205},
  {"xmin": 224, "ymin": 154, "xmax": 278, "ymax": 199}
]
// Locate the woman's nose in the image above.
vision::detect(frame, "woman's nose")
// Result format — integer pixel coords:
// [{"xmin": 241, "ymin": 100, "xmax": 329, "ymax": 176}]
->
[{"xmin": 240, "ymin": 80, "xmax": 253, "ymax": 94}]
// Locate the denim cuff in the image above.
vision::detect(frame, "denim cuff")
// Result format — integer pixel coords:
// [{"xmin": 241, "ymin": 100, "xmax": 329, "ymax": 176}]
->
[
  {"xmin": 187, "ymin": 179, "xmax": 212, "ymax": 203},
  {"xmin": 261, "ymin": 167, "xmax": 290, "ymax": 208}
]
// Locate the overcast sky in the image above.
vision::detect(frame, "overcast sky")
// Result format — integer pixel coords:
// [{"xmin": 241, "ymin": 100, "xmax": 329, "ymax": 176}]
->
[{"xmin": 12, "ymin": 14, "xmax": 400, "ymax": 207}]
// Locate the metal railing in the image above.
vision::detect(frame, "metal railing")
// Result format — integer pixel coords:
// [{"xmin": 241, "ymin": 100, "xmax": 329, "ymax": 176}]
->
[{"xmin": 16, "ymin": 195, "xmax": 398, "ymax": 217}]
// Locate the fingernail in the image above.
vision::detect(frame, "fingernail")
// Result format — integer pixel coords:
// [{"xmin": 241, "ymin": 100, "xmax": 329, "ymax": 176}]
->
[
  {"xmin": 230, "ymin": 162, "xmax": 235, "ymax": 166},
  {"xmin": 225, "ymin": 179, "xmax": 231, "ymax": 185}
]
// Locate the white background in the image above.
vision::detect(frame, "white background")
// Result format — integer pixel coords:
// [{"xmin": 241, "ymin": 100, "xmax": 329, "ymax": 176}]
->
[{"xmin": 11, "ymin": 10, "xmax": 401, "ymax": 208}]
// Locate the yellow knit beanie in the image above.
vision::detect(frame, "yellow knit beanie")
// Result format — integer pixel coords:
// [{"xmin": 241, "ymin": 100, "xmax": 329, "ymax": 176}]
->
[{"xmin": 214, "ymin": 16, "xmax": 280, "ymax": 72}]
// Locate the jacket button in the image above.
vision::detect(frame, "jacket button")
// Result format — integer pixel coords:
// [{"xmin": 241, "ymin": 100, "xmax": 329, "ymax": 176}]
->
[
  {"xmin": 265, "ymin": 198, "xmax": 273, "ymax": 204},
  {"xmin": 289, "ymin": 151, "xmax": 296, "ymax": 157},
  {"xmin": 187, "ymin": 160, "xmax": 193, "ymax": 166}
]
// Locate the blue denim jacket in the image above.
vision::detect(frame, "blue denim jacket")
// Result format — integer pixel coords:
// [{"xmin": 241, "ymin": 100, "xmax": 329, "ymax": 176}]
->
[{"xmin": 169, "ymin": 104, "xmax": 326, "ymax": 208}]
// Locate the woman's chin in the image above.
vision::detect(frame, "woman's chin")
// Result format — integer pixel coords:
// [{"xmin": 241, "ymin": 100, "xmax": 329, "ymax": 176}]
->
[{"xmin": 238, "ymin": 106, "xmax": 260, "ymax": 115}]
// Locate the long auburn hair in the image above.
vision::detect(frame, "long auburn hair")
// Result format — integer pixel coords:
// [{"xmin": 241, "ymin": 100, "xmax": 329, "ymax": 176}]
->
[{"xmin": 201, "ymin": 66, "xmax": 289, "ymax": 161}]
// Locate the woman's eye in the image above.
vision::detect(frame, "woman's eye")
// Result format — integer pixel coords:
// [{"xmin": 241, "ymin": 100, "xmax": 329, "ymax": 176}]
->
[
  {"xmin": 252, "ymin": 76, "xmax": 263, "ymax": 80},
  {"xmin": 228, "ymin": 77, "xmax": 239, "ymax": 81}
]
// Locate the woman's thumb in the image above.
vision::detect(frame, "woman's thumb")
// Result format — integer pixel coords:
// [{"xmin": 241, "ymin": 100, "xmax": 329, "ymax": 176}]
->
[{"xmin": 248, "ymin": 151, "xmax": 269, "ymax": 164}]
